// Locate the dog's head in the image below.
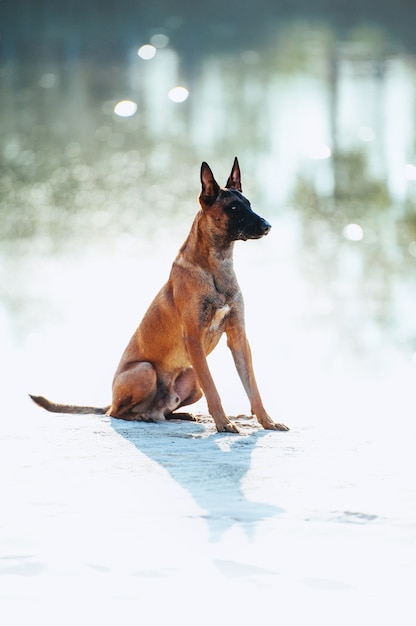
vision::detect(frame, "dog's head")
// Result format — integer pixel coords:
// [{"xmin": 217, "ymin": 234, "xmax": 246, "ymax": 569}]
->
[{"xmin": 199, "ymin": 157, "xmax": 271, "ymax": 242}]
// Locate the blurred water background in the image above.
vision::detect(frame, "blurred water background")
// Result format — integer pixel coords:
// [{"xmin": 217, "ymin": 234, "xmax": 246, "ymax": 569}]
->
[{"xmin": 1, "ymin": 0, "xmax": 416, "ymax": 416}]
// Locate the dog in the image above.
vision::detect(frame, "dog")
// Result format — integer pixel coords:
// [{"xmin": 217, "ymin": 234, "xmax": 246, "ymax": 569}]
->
[{"xmin": 30, "ymin": 158, "xmax": 288, "ymax": 433}]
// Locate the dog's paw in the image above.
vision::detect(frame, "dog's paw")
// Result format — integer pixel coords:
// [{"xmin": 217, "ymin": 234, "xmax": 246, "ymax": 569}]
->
[
  {"xmin": 258, "ymin": 415, "xmax": 289, "ymax": 431},
  {"xmin": 165, "ymin": 411, "xmax": 196, "ymax": 421},
  {"xmin": 216, "ymin": 419, "xmax": 240, "ymax": 434},
  {"xmin": 266, "ymin": 421, "xmax": 289, "ymax": 431}
]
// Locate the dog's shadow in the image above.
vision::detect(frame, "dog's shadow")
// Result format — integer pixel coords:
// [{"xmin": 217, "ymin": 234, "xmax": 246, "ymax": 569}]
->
[{"xmin": 111, "ymin": 415, "xmax": 284, "ymax": 541}]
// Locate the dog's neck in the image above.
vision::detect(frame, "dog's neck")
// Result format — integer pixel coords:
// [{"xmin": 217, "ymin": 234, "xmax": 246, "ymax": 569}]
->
[{"xmin": 180, "ymin": 210, "xmax": 235, "ymax": 268}]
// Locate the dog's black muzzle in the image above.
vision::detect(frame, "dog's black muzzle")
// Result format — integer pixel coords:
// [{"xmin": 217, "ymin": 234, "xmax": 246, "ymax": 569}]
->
[
  {"xmin": 259, "ymin": 218, "xmax": 271, "ymax": 236},
  {"xmin": 241, "ymin": 216, "xmax": 271, "ymax": 240}
]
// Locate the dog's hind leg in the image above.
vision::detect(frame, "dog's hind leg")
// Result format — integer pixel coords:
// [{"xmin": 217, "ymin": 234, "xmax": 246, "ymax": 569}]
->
[{"xmin": 109, "ymin": 361, "xmax": 157, "ymax": 419}]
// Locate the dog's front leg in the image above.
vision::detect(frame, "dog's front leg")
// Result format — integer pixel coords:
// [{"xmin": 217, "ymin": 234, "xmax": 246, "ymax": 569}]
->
[
  {"xmin": 226, "ymin": 327, "xmax": 289, "ymax": 431},
  {"xmin": 184, "ymin": 336, "xmax": 239, "ymax": 433}
]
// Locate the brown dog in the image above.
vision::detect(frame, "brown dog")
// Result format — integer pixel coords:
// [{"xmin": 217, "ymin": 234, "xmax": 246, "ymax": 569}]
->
[{"xmin": 30, "ymin": 158, "xmax": 288, "ymax": 433}]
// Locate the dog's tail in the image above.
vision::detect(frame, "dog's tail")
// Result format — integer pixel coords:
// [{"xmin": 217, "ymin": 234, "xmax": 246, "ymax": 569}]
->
[{"xmin": 29, "ymin": 394, "xmax": 110, "ymax": 415}]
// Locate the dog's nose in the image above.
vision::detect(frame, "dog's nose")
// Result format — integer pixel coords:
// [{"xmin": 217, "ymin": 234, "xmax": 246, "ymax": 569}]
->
[{"xmin": 261, "ymin": 219, "xmax": 271, "ymax": 235}]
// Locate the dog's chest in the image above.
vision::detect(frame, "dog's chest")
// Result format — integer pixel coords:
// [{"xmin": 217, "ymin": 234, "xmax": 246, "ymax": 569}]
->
[{"xmin": 209, "ymin": 304, "xmax": 231, "ymax": 332}]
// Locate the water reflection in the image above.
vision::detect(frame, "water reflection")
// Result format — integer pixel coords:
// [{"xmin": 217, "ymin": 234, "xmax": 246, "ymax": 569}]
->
[{"xmin": 1, "ymin": 11, "xmax": 416, "ymax": 378}]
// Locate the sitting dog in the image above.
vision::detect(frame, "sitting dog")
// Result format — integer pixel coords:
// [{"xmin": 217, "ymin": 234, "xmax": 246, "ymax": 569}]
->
[{"xmin": 31, "ymin": 158, "xmax": 288, "ymax": 433}]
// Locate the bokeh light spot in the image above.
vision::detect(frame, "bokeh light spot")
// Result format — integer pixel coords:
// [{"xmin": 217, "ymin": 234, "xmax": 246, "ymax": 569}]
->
[
  {"xmin": 168, "ymin": 86, "xmax": 189, "ymax": 103},
  {"xmin": 404, "ymin": 163, "xmax": 416, "ymax": 181},
  {"xmin": 408, "ymin": 241, "xmax": 416, "ymax": 257},
  {"xmin": 137, "ymin": 44, "xmax": 157, "ymax": 60},
  {"xmin": 306, "ymin": 143, "xmax": 332, "ymax": 160},
  {"xmin": 38, "ymin": 73, "xmax": 57, "ymax": 88},
  {"xmin": 113, "ymin": 100, "xmax": 137, "ymax": 118},
  {"xmin": 150, "ymin": 34, "xmax": 169, "ymax": 48},
  {"xmin": 343, "ymin": 223, "xmax": 364, "ymax": 241}
]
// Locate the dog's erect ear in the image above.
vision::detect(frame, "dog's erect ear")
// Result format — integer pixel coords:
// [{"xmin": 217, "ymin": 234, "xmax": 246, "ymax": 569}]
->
[
  {"xmin": 225, "ymin": 157, "xmax": 242, "ymax": 192},
  {"xmin": 200, "ymin": 162, "xmax": 220, "ymax": 202}
]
